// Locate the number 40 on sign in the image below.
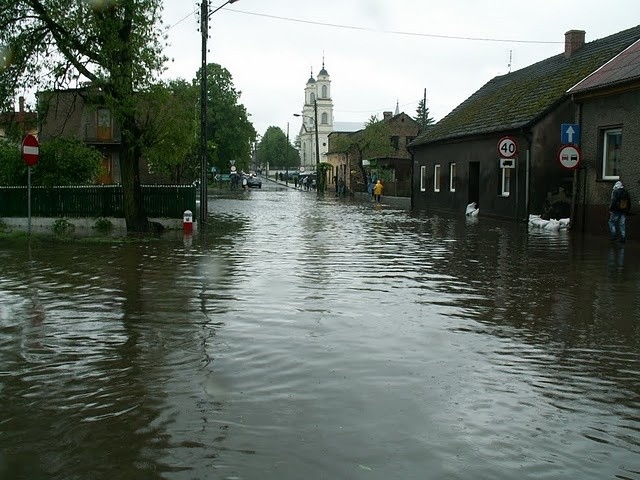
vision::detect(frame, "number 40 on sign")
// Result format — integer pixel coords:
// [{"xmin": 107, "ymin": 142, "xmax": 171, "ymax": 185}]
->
[{"xmin": 497, "ymin": 136, "xmax": 518, "ymax": 159}]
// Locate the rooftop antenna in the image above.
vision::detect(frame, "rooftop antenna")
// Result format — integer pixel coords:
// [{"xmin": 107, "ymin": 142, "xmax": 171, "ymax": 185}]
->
[{"xmin": 508, "ymin": 50, "xmax": 512, "ymax": 73}]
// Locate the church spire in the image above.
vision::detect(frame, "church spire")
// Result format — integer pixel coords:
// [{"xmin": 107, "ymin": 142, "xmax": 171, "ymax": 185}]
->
[{"xmin": 395, "ymin": 99, "xmax": 400, "ymax": 115}]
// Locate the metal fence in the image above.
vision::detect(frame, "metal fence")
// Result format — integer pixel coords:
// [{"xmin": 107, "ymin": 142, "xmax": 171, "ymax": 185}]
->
[{"xmin": 0, "ymin": 185, "xmax": 196, "ymax": 218}]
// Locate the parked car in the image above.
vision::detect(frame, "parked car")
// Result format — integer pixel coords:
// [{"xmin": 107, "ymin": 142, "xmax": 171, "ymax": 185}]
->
[{"xmin": 246, "ymin": 176, "xmax": 262, "ymax": 188}]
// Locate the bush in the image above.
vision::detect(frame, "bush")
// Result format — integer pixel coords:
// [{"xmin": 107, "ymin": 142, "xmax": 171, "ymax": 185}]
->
[
  {"xmin": 93, "ymin": 217, "xmax": 113, "ymax": 233},
  {"xmin": 51, "ymin": 218, "xmax": 75, "ymax": 236}
]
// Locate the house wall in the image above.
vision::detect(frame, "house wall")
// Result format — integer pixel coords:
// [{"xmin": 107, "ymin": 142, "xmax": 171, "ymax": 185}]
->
[
  {"xmin": 411, "ymin": 134, "xmax": 527, "ymax": 219},
  {"xmin": 528, "ymin": 100, "xmax": 576, "ymax": 220},
  {"xmin": 411, "ymin": 102, "xmax": 580, "ymax": 222},
  {"xmin": 573, "ymin": 88, "xmax": 640, "ymax": 236},
  {"xmin": 39, "ymin": 90, "xmax": 122, "ymax": 184}
]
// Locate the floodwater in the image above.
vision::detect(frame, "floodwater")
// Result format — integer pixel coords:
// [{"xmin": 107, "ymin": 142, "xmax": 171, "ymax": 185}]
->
[{"xmin": 1, "ymin": 185, "xmax": 639, "ymax": 480}]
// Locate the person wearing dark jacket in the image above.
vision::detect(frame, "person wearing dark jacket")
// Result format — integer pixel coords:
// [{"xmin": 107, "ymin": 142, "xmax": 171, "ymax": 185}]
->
[{"xmin": 609, "ymin": 180, "xmax": 631, "ymax": 243}]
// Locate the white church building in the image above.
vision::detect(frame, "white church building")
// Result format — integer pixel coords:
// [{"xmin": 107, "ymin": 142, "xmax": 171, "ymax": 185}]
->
[{"xmin": 297, "ymin": 64, "xmax": 333, "ymax": 173}]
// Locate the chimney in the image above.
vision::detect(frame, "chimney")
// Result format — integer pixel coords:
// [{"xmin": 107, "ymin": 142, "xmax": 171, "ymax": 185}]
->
[
  {"xmin": 564, "ymin": 30, "xmax": 586, "ymax": 58},
  {"xmin": 19, "ymin": 96, "xmax": 25, "ymax": 113},
  {"xmin": 383, "ymin": 111, "xmax": 392, "ymax": 120}
]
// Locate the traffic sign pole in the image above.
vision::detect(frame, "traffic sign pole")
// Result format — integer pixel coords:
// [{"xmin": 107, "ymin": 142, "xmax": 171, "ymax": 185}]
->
[
  {"xmin": 21, "ymin": 135, "xmax": 39, "ymax": 236},
  {"xmin": 28, "ymin": 166, "xmax": 31, "ymax": 235}
]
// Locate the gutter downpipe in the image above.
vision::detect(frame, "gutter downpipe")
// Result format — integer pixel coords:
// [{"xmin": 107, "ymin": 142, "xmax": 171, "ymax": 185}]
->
[
  {"xmin": 522, "ymin": 129, "xmax": 532, "ymax": 222},
  {"xmin": 570, "ymin": 101, "xmax": 582, "ymax": 232}
]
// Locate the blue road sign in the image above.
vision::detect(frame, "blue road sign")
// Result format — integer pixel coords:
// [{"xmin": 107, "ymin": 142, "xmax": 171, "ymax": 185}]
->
[{"xmin": 561, "ymin": 124, "xmax": 580, "ymax": 145}]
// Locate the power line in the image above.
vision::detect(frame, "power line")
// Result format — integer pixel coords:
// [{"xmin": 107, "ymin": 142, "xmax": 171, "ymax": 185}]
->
[
  {"xmin": 223, "ymin": 9, "xmax": 563, "ymax": 45},
  {"xmin": 166, "ymin": 6, "xmax": 562, "ymax": 44}
]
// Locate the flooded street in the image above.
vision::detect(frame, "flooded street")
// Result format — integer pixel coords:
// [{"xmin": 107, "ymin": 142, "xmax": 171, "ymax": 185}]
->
[{"xmin": 1, "ymin": 185, "xmax": 639, "ymax": 479}]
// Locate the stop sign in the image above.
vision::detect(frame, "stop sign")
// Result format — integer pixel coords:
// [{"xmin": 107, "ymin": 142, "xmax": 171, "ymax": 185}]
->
[{"xmin": 22, "ymin": 134, "xmax": 39, "ymax": 167}]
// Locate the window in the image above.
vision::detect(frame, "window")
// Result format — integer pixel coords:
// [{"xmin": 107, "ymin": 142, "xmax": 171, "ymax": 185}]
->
[
  {"xmin": 501, "ymin": 167, "xmax": 511, "ymax": 196},
  {"xmin": 310, "ymin": 92, "xmax": 315, "ymax": 103},
  {"xmin": 420, "ymin": 166, "xmax": 426, "ymax": 192},
  {"xmin": 434, "ymin": 164, "xmax": 441, "ymax": 192},
  {"xmin": 322, "ymin": 85, "xmax": 328, "ymax": 98},
  {"xmin": 390, "ymin": 136, "xmax": 399, "ymax": 150},
  {"xmin": 321, "ymin": 112, "xmax": 328, "ymax": 124},
  {"xmin": 449, "ymin": 163, "xmax": 456, "ymax": 192},
  {"xmin": 602, "ymin": 128, "xmax": 622, "ymax": 180}
]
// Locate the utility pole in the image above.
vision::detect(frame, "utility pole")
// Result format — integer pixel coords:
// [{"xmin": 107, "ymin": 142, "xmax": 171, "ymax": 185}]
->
[
  {"xmin": 314, "ymin": 99, "xmax": 320, "ymax": 193},
  {"xmin": 286, "ymin": 122, "xmax": 289, "ymax": 185},
  {"xmin": 199, "ymin": 0, "xmax": 239, "ymax": 227},
  {"xmin": 199, "ymin": 0, "xmax": 208, "ymax": 226}
]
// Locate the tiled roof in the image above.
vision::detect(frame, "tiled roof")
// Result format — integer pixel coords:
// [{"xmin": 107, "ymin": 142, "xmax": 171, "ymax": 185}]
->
[
  {"xmin": 411, "ymin": 25, "xmax": 640, "ymax": 147},
  {"xmin": 569, "ymin": 39, "xmax": 640, "ymax": 93}
]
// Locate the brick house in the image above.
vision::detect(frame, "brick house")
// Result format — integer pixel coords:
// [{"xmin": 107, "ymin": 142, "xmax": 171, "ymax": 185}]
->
[
  {"xmin": 409, "ymin": 26, "xmax": 640, "ymax": 225},
  {"xmin": 38, "ymin": 88, "xmax": 122, "ymax": 184},
  {"xmin": 327, "ymin": 111, "xmax": 419, "ymax": 196}
]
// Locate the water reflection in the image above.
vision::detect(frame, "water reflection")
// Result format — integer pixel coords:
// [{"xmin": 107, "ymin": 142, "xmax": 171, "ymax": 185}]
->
[{"xmin": 1, "ymin": 190, "xmax": 640, "ymax": 479}]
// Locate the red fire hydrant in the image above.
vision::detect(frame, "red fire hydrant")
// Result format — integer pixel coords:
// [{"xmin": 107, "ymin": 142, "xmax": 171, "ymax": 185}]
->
[{"xmin": 183, "ymin": 209, "xmax": 193, "ymax": 234}]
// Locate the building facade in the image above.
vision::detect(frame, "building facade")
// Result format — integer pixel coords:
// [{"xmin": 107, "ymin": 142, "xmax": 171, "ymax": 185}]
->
[{"xmin": 409, "ymin": 26, "xmax": 640, "ymax": 229}]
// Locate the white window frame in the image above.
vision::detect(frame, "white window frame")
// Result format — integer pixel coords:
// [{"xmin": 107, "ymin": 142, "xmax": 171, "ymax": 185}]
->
[
  {"xmin": 420, "ymin": 166, "xmax": 426, "ymax": 192},
  {"xmin": 602, "ymin": 128, "xmax": 622, "ymax": 180},
  {"xmin": 321, "ymin": 112, "xmax": 328, "ymax": 124},
  {"xmin": 501, "ymin": 167, "xmax": 511, "ymax": 197},
  {"xmin": 434, "ymin": 164, "xmax": 441, "ymax": 192},
  {"xmin": 449, "ymin": 163, "xmax": 456, "ymax": 192}
]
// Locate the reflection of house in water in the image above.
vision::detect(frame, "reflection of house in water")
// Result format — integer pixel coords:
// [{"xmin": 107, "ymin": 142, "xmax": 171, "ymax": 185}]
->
[{"xmin": 38, "ymin": 88, "xmax": 122, "ymax": 184}]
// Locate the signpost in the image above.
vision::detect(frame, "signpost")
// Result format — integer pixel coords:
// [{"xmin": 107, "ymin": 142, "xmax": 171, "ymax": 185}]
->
[
  {"xmin": 497, "ymin": 136, "xmax": 518, "ymax": 158},
  {"xmin": 561, "ymin": 124, "xmax": 580, "ymax": 145},
  {"xmin": 21, "ymin": 135, "xmax": 40, "ymax": 235},
  {"xmin": 557, "ymin": 144, "xmax": 581, "ymax": 170}
]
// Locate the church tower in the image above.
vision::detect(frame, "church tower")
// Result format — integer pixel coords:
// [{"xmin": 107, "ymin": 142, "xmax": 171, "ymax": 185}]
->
[{"xmin": 298, "ymin": 61, "xmax": 334, "ymax": 172}]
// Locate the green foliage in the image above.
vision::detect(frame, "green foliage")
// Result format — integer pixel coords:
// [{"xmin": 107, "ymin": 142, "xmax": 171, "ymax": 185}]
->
[
  {"xmin": 138, "ymin": 79, "xmax": 199, "ymax": 183},
  {"xmin": 415, "ymin": 98, "xmax": 435, "ymax": 131},
  {"xmin": 197, "ymin": 63, "xmax": 256, "ymax": 175},
  {"xmin": 0, "ymin": 138, "xmax": 101, "ymax": 186},
  {"xmin": 0, "ymin": 140, "xmax": 24, "ymax": 185},
  {"xmin": 93, "ymin": 217, "xmax": 113, "ymax": 233},
  {"xmin": 38, "ymin": 139, "xmax": 102, "ymax": 186},
  {"xmin": 0, "ymin": 219, "xmax": 8, "ymax": 232},
  {"xmin": 51, "ymin": 218, "xmax": 75, "ymax": 236},
  {"xmin": 257, "ymin": 126, "xmax": 300, "ymax": 170}
]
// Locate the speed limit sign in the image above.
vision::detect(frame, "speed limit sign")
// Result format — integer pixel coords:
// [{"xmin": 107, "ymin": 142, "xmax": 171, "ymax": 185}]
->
[{"xmin": 497, "ymin": 136, "xmax": 518, "ymax": 158}]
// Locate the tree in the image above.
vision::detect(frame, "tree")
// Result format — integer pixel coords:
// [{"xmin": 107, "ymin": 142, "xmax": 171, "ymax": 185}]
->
[
  {"xmin": 198, "ymin": 63, "xmax": 256, "ymax": 175},
  {"xmin": 257, "ymin": 126, "xmax": 299, "ymax": 171},
  {"xmin": 0, "ymin": 138, "xmax": 101, "ymax": 186},
  {"xmin": 332, "ymin": 115, "xmax": 394, "ymax": 192},
  {"xmin": 0, "ymin": 0, "xmax": 167, "ymax": 232},
  {"xmin": 138, "ymin": 79, "xmax": 199, "ymax": 184},
  {"xmin": 415, "ymin": 98, "xmax": 435, "ymax": 132}
]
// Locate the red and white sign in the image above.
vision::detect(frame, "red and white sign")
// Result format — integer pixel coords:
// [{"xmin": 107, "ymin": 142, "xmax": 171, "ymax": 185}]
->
[
  {"xmin": 497, "ymin": 136, "xmax": 518, "ymax": 158},
  {"xmin": 22, "ymin": 134, "xmax": 40, "ymax": 167},
  {"xmin": 557, "ymin": 144, "xmax": 581, "ymax": 170}
]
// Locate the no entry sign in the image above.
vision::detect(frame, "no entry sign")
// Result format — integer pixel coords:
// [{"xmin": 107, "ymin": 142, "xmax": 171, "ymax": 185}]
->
[{"xmin": 22, "ymin": 134, "xmax": 39, "ymax": 167}]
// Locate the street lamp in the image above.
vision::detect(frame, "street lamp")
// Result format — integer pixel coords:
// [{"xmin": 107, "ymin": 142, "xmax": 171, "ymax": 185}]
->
[
  {"xmin": 200, "ymin": 0, "xmax": 239, "ymax": 226},
  {"xmin": 294, "ymin": 99, "xmax": 320, "ymax": 192}
]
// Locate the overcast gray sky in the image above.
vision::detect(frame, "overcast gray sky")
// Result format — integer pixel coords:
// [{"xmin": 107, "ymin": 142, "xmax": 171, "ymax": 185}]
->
[{"xmin": 161, "ymin": 0, "xmax": 640, "ymax": 138}]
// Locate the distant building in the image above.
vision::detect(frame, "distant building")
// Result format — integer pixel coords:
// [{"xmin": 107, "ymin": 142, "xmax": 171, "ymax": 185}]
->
[
  {"xmin": 327, "ymin": 111, "xmax": 419, "ymax": 196},
  {"xmin": 0, "ymin": 96, "xmax": 37, "ymax": 141}
]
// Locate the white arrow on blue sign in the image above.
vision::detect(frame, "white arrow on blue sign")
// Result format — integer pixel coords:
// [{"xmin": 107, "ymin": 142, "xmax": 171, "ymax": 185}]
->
[{"xmin": 561, "ymin": 124, "xmax": 580, "ymax": 145}]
